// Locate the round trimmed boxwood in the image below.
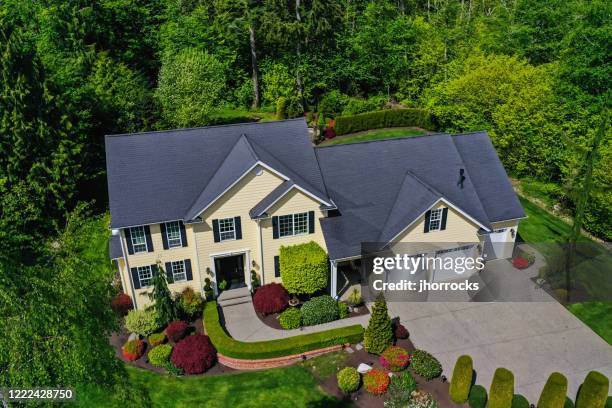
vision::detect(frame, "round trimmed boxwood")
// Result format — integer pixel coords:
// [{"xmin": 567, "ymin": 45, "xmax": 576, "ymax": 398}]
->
[
  {"xmin": 336, "ymin": 367, "xmax": 360, "ymax": 393},
  {"xmin": 576, "ymin": 371, "xmax": 609, "ymax": 408},
  {"xmin": 450, "ymin": 355, "xmax": 473, "ymax": 403},
  {"xmin": 338, "ymin": 301, "xmax": 349, "ymax": 319},
  {"xmin": 125, "ymin": 309, "xmax": 160, "ymax": 337},
  {"xmin": 253, "ymin": 283, "xmax": 289, "ymax": 315},
  {"xmin": 279, "ymin": 307, "xmax": 301, "ymax": 329},
  {"xmin": 489, "ymin": 368, "xmax": 514, "ymax": 408},
  {"xmin": 148, "ymin": 344, "xmax": 173, "ymax": 367},
  {"xmin": 280, "ymin": 242, "xmax": 328, "ymax": 295},
  {"xmin": 468, "ymin": 385, "xmax": 488, "ymax": 408},
  {"xmin": 300, "ymin": 295, "xmax": 339, "ymax": 326},
  {"xmin": 411, "ymin": 349, "xmax": 442, "ymax": 380},
  {"xmin": 148, "ymin": 332, "xmax": 166, "ymax": 346},
  {"xmin": 512, "ymin": 394, "xmax": 529, "ymax": 408},
  {"xmin": 538, "ymin": 372, "xmax": 568, "ymax": 408}
]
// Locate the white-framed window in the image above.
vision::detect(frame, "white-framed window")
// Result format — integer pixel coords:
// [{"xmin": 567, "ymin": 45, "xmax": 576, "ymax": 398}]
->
[
  {"xmin": 137, "ymin": 265, "xmax": 153, "ymax": 287},
  {"xmin": 171, "ymin": 260, "xmax": 186, "ymax": 282},
  {"xmin": 165, "ymin": 221, "xmax": 182, "ymax": 248},
  {"xmin": 278, "ymin": 212, "xmax": 309, "ymax": 238},
  {"xmin": 218, "ymin": 218, "xmax": 236, "ymax": 241},
  {"xmin": 429, "ymin": 208, "xmax": 443, "ymax": 231},
  {"xmin": 130, "ymin": 226, "xmax": 147, "ymax": 253}
]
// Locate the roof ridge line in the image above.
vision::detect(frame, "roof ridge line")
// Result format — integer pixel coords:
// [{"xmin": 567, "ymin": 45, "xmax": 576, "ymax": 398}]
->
[{"xmin": 105, "ymin": 118, "xmax": 306, "ymax": 138}]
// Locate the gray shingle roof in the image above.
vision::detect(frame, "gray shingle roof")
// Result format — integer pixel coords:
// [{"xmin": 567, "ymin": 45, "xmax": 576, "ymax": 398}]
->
[
  {"xmin": 316, "ymin": 132, "xmax": 525, "ymax": 260},
  {"xmin": 249, "ymin": 180, "xmax": 294, "ymax": 219},
  {"xmin": 105, "ymin": 119, "xmax": 331, "ymax": 229},
  {"xmin": 109, "ymin": 234, "xmax": 122, "ymax": 259}
]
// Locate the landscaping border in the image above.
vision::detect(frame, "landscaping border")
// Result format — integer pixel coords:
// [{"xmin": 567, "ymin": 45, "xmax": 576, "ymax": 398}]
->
[
  {"xmin": 204, "ymin": 301, "xmax": 364, "ymax": 360},
  {"xmin": 218, "ymin": 344, "xmax": 346, "ymax": 370}
]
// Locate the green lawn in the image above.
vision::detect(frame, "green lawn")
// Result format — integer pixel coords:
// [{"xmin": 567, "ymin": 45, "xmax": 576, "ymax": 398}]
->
[
  {"xmin": 76, "ymin": 363, "xmax": 348, "ymax": 408},
  {"xmin": 323, "ymin": 127, "xmax": 426, "ymax": 145},
  {"xmin": 518, "ymin": 196, "xmax": 612, "ymax": 344}
]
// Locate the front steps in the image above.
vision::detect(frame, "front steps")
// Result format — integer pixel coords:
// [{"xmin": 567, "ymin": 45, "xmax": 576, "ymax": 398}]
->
[{"xmin": 217, "ymin": 286, "xmax": 252, "ymax": 308}]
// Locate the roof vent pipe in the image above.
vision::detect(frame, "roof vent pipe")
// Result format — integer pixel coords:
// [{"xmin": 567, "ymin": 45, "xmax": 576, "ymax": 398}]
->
[{"xmin": 457, "ymin": 168, "xmax": 466, "ymax": 189}]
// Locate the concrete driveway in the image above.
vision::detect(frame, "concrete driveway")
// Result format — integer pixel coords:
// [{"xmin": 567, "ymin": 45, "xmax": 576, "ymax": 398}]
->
[{"xmin": 388, "ymin": 260, "xmax": 612, "ymax": 404}]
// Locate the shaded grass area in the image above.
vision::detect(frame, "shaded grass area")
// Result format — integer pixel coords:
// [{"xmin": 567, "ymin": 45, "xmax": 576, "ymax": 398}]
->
[
  {"xmin": 518, "ymin": 197, "xmax": 611, "ymax": 344},
  {"xmin": 322, "ymin": 127, "xmax": 426, "ymax": 145},
  {"xmin": 208, "ymin": 107, "xmax": 276, "ymax": 125},
  {"xmin": 76, "ymin": 364, "xmax": 347, "ymax": 408}
]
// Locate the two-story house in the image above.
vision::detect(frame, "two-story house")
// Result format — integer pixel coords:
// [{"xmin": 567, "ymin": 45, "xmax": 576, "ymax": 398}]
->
[{"xmin": 107, "ymin": 119, "xmax": 525, "ymax": 309}]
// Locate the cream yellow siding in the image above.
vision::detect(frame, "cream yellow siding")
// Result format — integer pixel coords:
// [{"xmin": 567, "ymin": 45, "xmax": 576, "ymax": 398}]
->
[
  {"xmin": 394, "ymin": 201, "xmax": 481, "ymax": 245},
  {"xmin": 120, "ymin": 223, "xmax": 201, "ymax": 309},
  {"xmin": 260, "ymin": 188, "xmax": 328, "ymax": 285},
  {"xmin": 192, "ymin": 166, "xmax": 285, "ymax": 289}
]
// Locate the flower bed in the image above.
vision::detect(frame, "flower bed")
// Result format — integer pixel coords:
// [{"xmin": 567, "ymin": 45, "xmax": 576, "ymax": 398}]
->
[{"xmin": 512, "ymin": 257, "xmax": 530, "ymax": 269}]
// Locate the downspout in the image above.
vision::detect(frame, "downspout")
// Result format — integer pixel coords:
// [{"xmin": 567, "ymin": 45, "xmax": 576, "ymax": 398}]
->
[
  {"xmin": 258, "ymin": 219, "xmax": 265, "ymax": 285},
  {"xmin": 119, "ymin": 231, "xmax": 138, "ymax": 310},
  {"xmin": 191, "ymin": 225, "xmax": 205, "ymax": 293}
]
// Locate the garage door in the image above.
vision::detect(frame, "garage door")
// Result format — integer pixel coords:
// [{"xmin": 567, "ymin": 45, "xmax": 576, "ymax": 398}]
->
[
  {"xmin": 487, "ymin": 228, "xmax": 515, "ymax": 259},
  {"xmin": 432, "ymin": 245, "xmax": 478, "ymax": 282}
]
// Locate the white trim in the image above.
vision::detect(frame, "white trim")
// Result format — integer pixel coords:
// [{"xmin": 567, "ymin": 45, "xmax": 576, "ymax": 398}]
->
[
  {"xmin": 208, "ymin": 248, "xmax": 251, "ymax": 257},
  {"xmin": 164, "ymin": 221, "xmax": 183, "ymax": 248},
  {"xmin": 332, "ymin": 255, "xmax": 362, "ymax": 263},
  {"xmin": 129, "ymin": 225, "xmax": 148, "ymax": 253},
  {"xmin": 293, "ymin": 184, "xmax": 332, "ymax": 207},
  {"xmin": 119, "ymin": 233, "xmax": 138, "ymax": 309},
  {"xmin": 490, "ymin": 216, "xmax": 527, "ymax": 223},
  {"xmin": 191, "ymin": 225, "xmax": 205, "ymax": 293},
  {"xmin": 257, "ymin": 219, "xmax": 265, "ymax": 286},
  {"xmin": 278, "ymin": 212, "xmax": 309, "ymax": 238},
  {"xmin": 218, "ymin": 217, "xmax": 237, "ymax": 241},
  {"xmin": 385, "ymin": 198, "xmax": 490, "ymax": 247},
  {"xmin": 209, "ymin": 249, "xmax": 251, "ymax": 291},
  {"xmin": 330, "ymin": 260, "xmax": 338, "ymax": 299}
]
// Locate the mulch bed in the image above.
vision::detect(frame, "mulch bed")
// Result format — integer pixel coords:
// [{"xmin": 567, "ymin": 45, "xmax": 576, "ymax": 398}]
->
[
  {"xmin": 110, "ymin": 317, "xmax": 236, "ymax": 376},
  {"xmin": 257, "ymin": 304, "xmax": 370, "ymax": 330},
  {"xmin": 318, "ymin": 338, "xmax": 467, "ymax": 408}
]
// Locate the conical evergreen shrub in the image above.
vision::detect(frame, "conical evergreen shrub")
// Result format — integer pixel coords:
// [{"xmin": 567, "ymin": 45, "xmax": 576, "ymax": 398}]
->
[{"xmin": 364, "ymin": 292, "xmax": 393, "ymax": 354}]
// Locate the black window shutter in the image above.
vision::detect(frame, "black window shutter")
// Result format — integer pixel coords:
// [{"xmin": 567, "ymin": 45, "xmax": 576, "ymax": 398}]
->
[
  {"xmin": 179, "ymin": 221, "xmax": 188, "ymax": 247},
  {"xmin": 212, "ymin": 219, "xmax": 220, "ymax": 242},
  {"xmin": 440, "ymin": 208, "xmax": 449, "ymax": 230},
  {"xmin": 144, "ymin": 225, "xmax": 154, "ymax": 252},
  {"xmin": 424, "ymin": 210, "xmax": 432, "ymax": 233},
  {"xmin": 308, "ymin": 211, "xmax": 315, "ymax": 234},
  {"xmin": 274, "ymin": 256, "xmax": 280, "ymax": 277},
  {"xmin": 272, "ymin": 216, "xmax": 279, "ymax": 239},
  {"xmin": 124, "ymin": 228, "xmax": 134, "ymax": 255},
  {"xmin": 160, "ymin": 223, "xmax": 169, "ymax": 249},
  {"xmin": 185, "ymin": 259, "xmax": 193, "ymax": 281},
  {"xmin": 165, "ymin": 262, "xmax": 173, "ymax": 283},
  {"xmin": 130, "ymin": 267, "xmax": 141, "ymax": 289},
  {"xmin": 234, "ymin": 216, "xmax": 242, "ymax": 239}
]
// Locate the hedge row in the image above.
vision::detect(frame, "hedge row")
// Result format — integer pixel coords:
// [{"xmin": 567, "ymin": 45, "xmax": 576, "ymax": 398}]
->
[
  {"xmin": 538, "ymin": 372, "xmax": 568, "ymax": 408},
  {"xmin": 334, "ymin": 108, "xmax": 433, "ymax": 135},
  {"xmin": 450, "ymin": 355, "xmax": 473, "ymax": 404},
  {"xmin": 203, "ymin": 301, "xmax": 364, "ymax": 360}
]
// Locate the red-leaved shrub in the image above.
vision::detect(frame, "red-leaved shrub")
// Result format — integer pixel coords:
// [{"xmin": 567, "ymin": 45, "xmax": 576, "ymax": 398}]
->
[
  {"xmin": 122, "ymin": 339, "xmax": 145, "ymax": 361},
  {"xmin": 380, "ymin": 346, "xmax": 410, "ymax": 371},
  {"xmin": 165, "ymin": 320, "xmax": 189, "ymax": 342},
  {"xmin": 253, "ymin": 283, "xmax": 289, "ymax": 315},
  {"xmin": 324, "ymin": 126, "xmax": 337, "ymax": 139},
  {"xmin": 394, "ymin": 323, "xmax": 409, "ymax": 339},
  {"xmin": 111, "ymin": 293, "xmax": 133, "ymax": 316},
  {"xmin": 171, "ymin": 334, "xmax": 216, "ymax": 374},
  {"xmin": 363, "ymin": 369, "xmax": 390, "ymax": 395},
  {"xmin": 512, "ymin": 257, "xmax": 529, "ymax": 269}
]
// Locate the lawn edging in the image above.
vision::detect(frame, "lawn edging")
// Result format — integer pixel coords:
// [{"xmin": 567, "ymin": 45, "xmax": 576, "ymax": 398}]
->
[{"xmin": 204, "ymin": 301, "xmax": 364, "ymax": 361}]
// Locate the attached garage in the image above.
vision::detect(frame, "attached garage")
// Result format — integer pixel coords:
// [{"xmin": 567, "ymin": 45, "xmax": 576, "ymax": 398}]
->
[{"xmin": 431, "ymin": 244, "xmax": 479, "ymax": 282}]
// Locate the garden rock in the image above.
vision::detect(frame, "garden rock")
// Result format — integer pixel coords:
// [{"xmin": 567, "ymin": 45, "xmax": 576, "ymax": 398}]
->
[
  {"xmin": 128, "ymin": 333, "xmax": 139, "ymax": 341},
  {"xmin": 355, "ymin": 343, "xmax": 363, "ymax": 350},
  {"xmin": 357, "ymin": 363, "xmax": 372, "ymax": 374}
]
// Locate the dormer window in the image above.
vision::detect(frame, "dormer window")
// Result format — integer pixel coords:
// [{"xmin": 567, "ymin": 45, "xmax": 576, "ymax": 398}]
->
[{"xmin": 428, "ymin": 208, "xmax": 443, "ymax": 231}]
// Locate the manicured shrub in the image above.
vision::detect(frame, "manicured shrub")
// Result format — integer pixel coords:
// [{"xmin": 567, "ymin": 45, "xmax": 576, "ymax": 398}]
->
[
  {"xmin": 165, "ymin": 320, "xmax": 189, "ymax": 342},
  {"xmin": 408, "ymin": 389, "xmax": 439, "ymax": 408},
  {"xmin": 347, "ymin": 288, "xmax": 363, "ymax": 306},
  {"xmin": 385, "ymin": 371, "xmax": 418, "ymax": 407},
  {"xmin": 450, "ymin": 355, "xmax": 473, "ymax": 403},
  {"xmin": 280, "ymin": 242, "xmax": 328, "ymax": 295},
  {"xmin": 171, "ymin": 334, "xmax": 216, "ymax": 374},
  {"xmin": 176, "ymin": 287, "xmax": 204, "ymax": 318},
  {"xmin": 576, "ymin": 371, "xmax": 609, "ymax": 408},
  {"xmin": 301, "ymin": 295, "xmax": 339, "ymax": 326},
  {"xmin": 489, "ymin": 368, "xmax": 514, "ymax": 408},
  {"xmin": 538, "ymin": 372, "xmax": 568, "ymax": 408},
  {"xmin": 411, "ymin": 350, "xmax": 442, "ymax": 380},
  {"xmin": 279, "ymin": 307, "xmax": 301, "ymax": 329},
  {"xmin": 253, "ymin": 283, "xmax": 289, "ymax": 315},
  {"xmin": 111, "ymin": 293, "xmax": 133, "ymax": 315},
  {"xmin": 394, "ymin": 323, "xmax": 409, "ymax": 339},
  {"xmin": 276, "ymin": 97, "xmax": 287, "ymax": 120},
  {"xmin": 148, "ymin": 332, "xmax": 166, "ymax": 346},
  {"xmin": 334, "ymin": 108, "xmax": 433, "ymax": 135},
  {"xmin": 336, "ymin": 367, "xmax": 360, "ymax": 393},
  {"xmin": 512, "ymin": 394, "xmax": 529, "ymax": 408},
  {"xmin": 468, "ymin": 384, "xmax": 488, "ymax": 408},
  {"xmin": 512, "ymin": 257, "xmax": 529, "ymax": 269},
  {"xmin": 363, "ymin": 369, "xmax": 390, "ymax": 395},
  {"xmin": 122, "ymin": 339, "xmax": 146, "ymax": 361},
  {"xmin": 125, "ymin": 309, "xmax": 160, "ymax": 336},
  {"xmin": 364, "ymin": 293, "xmax": 393, "ymax": 354},
  {"xmin": 380, "ymin": 346, "xmax": 410, "ymax": 372},
  {"xmin": 204, "ymin": 301, "xmax": 364, "ymax": 360},
  {"xmin": 338, "ymin": 301, "xmax": 349, "ymax": 319},
  {"xmin": 148, "ymin": 344, "xmax": 173, "ymax": 367}
]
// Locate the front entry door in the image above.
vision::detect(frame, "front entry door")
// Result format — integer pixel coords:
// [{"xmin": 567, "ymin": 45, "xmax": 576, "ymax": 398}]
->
[{"xmin": 215, "ymin": 254, "xmax": 245, "ymax": 289}]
